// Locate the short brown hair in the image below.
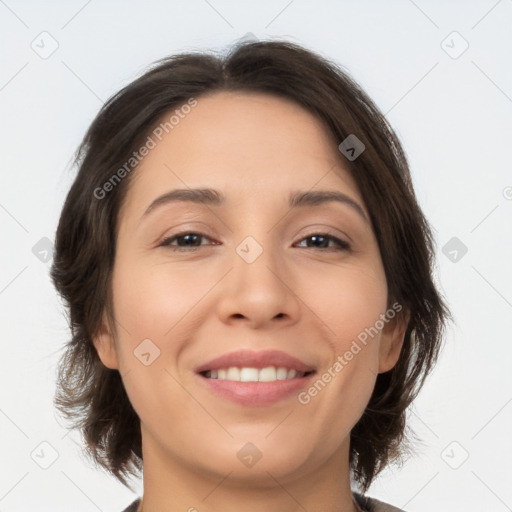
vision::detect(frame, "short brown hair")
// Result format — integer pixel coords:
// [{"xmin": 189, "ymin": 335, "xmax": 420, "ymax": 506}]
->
[{"xmin": 51, "ymin": 39, "xmax": 450, "ymax": 493}]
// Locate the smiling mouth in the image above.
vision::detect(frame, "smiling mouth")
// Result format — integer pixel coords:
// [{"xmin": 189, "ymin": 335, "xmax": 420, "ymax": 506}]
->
[{"xmin": 200, "ymin": 366, "xmax": 315, "ymax": 382}]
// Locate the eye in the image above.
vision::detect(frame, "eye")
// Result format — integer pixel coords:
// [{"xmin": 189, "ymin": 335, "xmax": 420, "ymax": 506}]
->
[
  {"xmin": 159, "ymin": 232, "xmax": 215, "ymax": 251},
  {"xmin": 159, "ymin": 231, "xmax": 351, "ymax": 252},
  {"xmin": 294, "ymin": 232, "xmax": 351, "ymax": 252}
]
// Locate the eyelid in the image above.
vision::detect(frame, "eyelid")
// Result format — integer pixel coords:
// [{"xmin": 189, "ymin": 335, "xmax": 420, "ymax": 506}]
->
[
  {"xmin": 154, "ymin": 222, "xmax": 215, "ymax": 243},
  {"xmin": 297, "ymin": 223, "xmax": 354, "ymax": 244}
]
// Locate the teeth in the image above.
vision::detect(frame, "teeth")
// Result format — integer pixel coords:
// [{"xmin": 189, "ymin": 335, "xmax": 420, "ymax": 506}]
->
[
  {"xmin": 259, "ymin": 366, "xmax": 277, "ymax": 382},
  {"xmin": 226, "ymin": 367, "xmax": 240, "ymax": 380},
  {"xmin": 240, "ymin": 367, "xmax": 259, "ymax": 382},
  {"xmin": 204, "ymin": 366, "xmax": 306, "ymax": 382},
  {"xmin": 276, "ymin": 367, "xmax": 288, "ymax": 380}
]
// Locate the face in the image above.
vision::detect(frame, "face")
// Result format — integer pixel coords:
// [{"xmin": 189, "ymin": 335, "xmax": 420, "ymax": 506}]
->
[{"xmin": 93, "ymin": 91, "xmax": 407, "ymax": 488}]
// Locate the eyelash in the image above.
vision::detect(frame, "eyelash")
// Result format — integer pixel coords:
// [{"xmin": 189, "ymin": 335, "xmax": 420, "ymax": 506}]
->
[{"xmin": 158, "ymin": 231, "xmax": 351, "ymax": 253}]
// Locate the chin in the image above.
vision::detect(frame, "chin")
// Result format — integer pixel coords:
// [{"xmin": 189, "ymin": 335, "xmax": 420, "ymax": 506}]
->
[{"xmin": 202, "ymin": 435, "xmax": 321, "ymax": 485}]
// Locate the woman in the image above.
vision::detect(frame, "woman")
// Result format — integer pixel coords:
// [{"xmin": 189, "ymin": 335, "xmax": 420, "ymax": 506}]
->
[{"xmin": 51, "ymin": 40, "xmax": 450, "ymax": 512}]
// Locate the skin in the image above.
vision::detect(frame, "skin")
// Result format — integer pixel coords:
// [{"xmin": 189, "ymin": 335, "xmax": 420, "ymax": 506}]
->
[{"xmin": 93, "ymin": 91, "xmax": 408, "ymax": 512}]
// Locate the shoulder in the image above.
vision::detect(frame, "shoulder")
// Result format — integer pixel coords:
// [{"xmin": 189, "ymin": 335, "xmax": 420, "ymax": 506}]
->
[
  {"xmin": 354, "ymin": 492, "xmax": 407, "ymax": 512},
  {"xmin": 121, "ymin": 498, "xmax": 141, "ymax": 512}
]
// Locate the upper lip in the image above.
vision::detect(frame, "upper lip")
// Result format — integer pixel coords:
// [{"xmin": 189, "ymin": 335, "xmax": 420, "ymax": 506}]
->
[{"xmin": 195, "ymin": 349, "xmax": 316, "ymax": 374}]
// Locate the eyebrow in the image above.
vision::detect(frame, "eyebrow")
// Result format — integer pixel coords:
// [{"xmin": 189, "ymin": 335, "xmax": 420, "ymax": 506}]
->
[{"xmin": 142, "ymin": 188, "xmax": 368, "ymax": 222}]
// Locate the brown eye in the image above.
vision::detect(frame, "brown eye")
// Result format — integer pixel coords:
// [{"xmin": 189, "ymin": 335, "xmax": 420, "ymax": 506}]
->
[
  {"xmin": 295, "ymin": 233, "xmax": 351, "ymax": 252},
  {"xmin": 159, "ymin": 232, "xmax": 214, "ymax": 251}
]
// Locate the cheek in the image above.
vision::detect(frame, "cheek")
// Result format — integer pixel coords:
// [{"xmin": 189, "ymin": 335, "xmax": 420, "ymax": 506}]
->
[
  {"xmin": 309, "ymin": 262, "xmax": 388, "ymax": 346},
  {"xmin": 108, "ymin": 254, "xmax": 224, "ymax": 399},
  {"xmin": 288, "ymin": 267, "xmax": 387, "ymax": 467},
  {"xmin": 109, "ymin": 258, "xmax": 203, "ymax": 428},
  {"xmin": 301, "ymin": 263, "xmax": 387, "ymax": 407},
  {"xmin": 111, "ymin": 257, "xmax": 209, "ymax": 340}
]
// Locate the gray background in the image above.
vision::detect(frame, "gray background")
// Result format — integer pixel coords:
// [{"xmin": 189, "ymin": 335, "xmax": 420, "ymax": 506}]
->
[{"xmin": 1, "ymin": 0, "xmax": 511, "ymax": 511}]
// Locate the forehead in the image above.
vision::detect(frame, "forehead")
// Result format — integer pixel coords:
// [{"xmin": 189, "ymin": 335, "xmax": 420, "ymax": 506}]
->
[{"xmin": 122, "ymin": 91, "xmax": 364, "ymax": 217}]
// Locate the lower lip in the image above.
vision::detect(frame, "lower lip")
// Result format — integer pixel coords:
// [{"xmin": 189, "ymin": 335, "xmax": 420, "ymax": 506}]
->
[{"xmin": 197, "ymin": 373, "xmax": 316, "ymax": 406}]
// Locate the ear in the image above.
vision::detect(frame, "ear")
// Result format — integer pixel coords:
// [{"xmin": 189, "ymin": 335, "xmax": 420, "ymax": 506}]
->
[
  {"xmin": 91, "ymin": 314, "xmax": 119, "ymax": 370},
  {"xmin": 378, "ymin": 309, "xmax": 410, "ymax": 374}
]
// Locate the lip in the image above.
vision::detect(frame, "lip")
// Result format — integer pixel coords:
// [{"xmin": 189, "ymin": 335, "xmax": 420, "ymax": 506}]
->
[
  {"xmin": 197, "ymin": 374, "xmax": 316, "ymax": 406},
  {"xmin": 195, "ymin": 349, "xmax": 316, "ymax": 373},
  {"xmin": 194, "ymin": 349, "xmax": 316, "ymax": 406}
]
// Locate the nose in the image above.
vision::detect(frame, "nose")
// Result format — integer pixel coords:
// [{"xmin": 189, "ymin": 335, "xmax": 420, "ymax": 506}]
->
[{"xmin": 215, "ymin": 236, "xmax": 301, "ymax": 330}]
